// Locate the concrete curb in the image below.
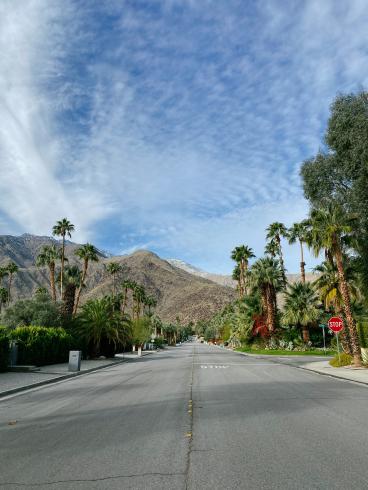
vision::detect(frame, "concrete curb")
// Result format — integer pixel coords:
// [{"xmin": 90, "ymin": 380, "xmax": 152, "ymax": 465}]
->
[
  {"xmin": 233, "ymin": 349, "xmax": 368, "ymax": 387},
  {"xmin": 0, "ymin": 359, "xmax": 127, "ymax": 399}
]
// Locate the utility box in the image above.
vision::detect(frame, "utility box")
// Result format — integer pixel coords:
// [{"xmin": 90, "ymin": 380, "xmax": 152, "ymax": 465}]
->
[
  {"xmin": 68, "ymin": 350, "xmax": 82, "ymax": 372},
  {"xmin": 9, "ymin": 341, "xmax": 18, "ymax": 367}
]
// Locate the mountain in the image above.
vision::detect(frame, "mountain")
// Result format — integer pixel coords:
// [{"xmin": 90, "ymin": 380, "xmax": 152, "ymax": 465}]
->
[
  {"xmin": 166, "ymin": 259, "xmax": 237, "ymax": 288},
  {"xmin": 168, "ymin": 259, "xmax": 319, "ymax": 287},
  {"xmin": 0, "ymin": 235, "xmax": 236, "ymax": 323}
]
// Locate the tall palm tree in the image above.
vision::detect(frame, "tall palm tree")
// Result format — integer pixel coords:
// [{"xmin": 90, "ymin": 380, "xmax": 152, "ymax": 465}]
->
[
  {"xmin": 232, "ymin": 264, "xmax": 242, "ymax": 299},
  {"xmin": 288, "ymin": 221, "xmax": 308, "ymax": 283},
  {"xmin": 105, "ymin": 262, "xmax": 123, "ymax": 299},
  {"xmin": 6, "ymin": 262, "xmax": 19, "ymax": 304},
  {"xmin": 0, "ymin": 287, "xmax": 8, "ymax": 313},
  {"xmin": 36, "ymin": 245, "xmax": 62, "ymax": 301},
  {"xmin": 231, "ymin": 245, "xmax": 255, "ymax": 297},
  {"xmin": 264, "ymin": 239, "xmax": 278, "ymax": 259},
  {"xmin": 308, "ymin": 205, "xmax": 362, "ymax": 366},
  {"xmin": 145, "ymin": 296, "xmax": 157, "ymax": 316},
  {"xmin": 0, "ymin": 267, "xmax": 8, "ymax": 288},
  {"xmin": 121, "ymin": 279, "xmax": 134, "ymax": 316},
  {"xmin": 266, "ymin": 222, "xmax": 288, "ymax": 285},
  {"xmin": 52, "ymin": 218, "xmax": 75, "ymax": 299},
  {"xmin": 282, "ymin": 282, "xmax": 320, "ymax": 343},
  {"xmin": 132, "ymin": 284, "xmax": 146, "ymax": 320},
  {"xmin": 60, "ymin": 265, "xmax": 83, "ymax": 319},
  {"xmin": 250, "ymin": 257, "xmax": 284, "ymax": 334},
  {"xmin": 73, "ymin": 243, "xmax": 99, "ymax": 315}
]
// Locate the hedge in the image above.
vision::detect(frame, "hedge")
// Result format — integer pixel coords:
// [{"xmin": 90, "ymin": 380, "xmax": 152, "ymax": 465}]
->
[
  {"xmin": 357, "ymin": 322, "xmax": 368, "ymax": 349},
  {"xmin": 9, "ymin": 326, "xmax": 76, "ymax": 366},
  {"xmin": 0, "ymin": 326, "xmax": 9, "ymax": 372}
]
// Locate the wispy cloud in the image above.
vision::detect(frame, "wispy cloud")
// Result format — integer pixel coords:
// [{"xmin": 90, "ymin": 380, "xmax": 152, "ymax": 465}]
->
[{"xmin": 1, "ymin": 0, "xmax": 368, "ymax": 272}]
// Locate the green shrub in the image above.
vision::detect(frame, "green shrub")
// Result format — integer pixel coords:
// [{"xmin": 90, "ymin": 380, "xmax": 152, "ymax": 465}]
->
[
  {"xmin": 153, "ymin": 337, "xmax": 165, "ymax": 348},
  {"xmin": 329, "ymin": 353, "xmax": 353, "ymax": 367},
  {"xmin": 9, "ymin": 326, "xmax": 76, "ymax": 366},
  {"xmin": 2, "ymin": 294, "xmax": 64, "ymax": 329},
  {"xmin": 0, "ymin": 326, "xmax": 9, "ymax": 372},
  {"xmin": 357, "ymin": 322, "xmax": 368, "ymax": 348}
]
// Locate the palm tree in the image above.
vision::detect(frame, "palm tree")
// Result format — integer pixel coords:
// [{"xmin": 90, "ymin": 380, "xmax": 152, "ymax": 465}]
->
[
  {"xmin": 6, "ymin": 262, "xmax": 19, "ymax": 304},
  {"xmin": 0, "ymin": 287, "xmax": 8, "ymax": 313},
  {"xmin": 266, "ymin": 222, "xmax": 288, "ymax": 285},
  {"xmin": 231, "ymin": 245, "xmax": 255, "ymax": 297},
  {"xmin": 76, "ymin": 297, "xmax": 132, "ymax": 357},
  {"xmin": 232, "ymin": 264, "xmax": 242, "ymax": 299},
  {"xmin": 60, "ymin": 265, "xmax": 82, "ymax": 319},
  {"xmin": 264, "ymin": 239, "xmax": 278, "ymax": 259},
  {"xmin": 308, "ymin": 205, "xmax": 362, "ymax": 366},
  {"xmin": 36, "ymin": 245, "xmax": 62, "ymax": 301},
  {"xmin": 250, "ymin": 257, "xmax": 284, "ymax": 334},
  {"xmin": 121, "ymin": 279, "xmax": 135, "ymax": 316},
  {"xmin": 105, "ymin": 262, "xmax": 123, "ymax": 299},
  {"xmin": 52, "ymin": 218, "xmax": 75, "ymax": 299},
  {"xmin": 145, "ymin": 296, "xmax": 157, "ymax": 316},
  {"xmin": 73, "ymin": 243, "xmax": 99, "ymax": 315},
  {"xmin": 282, "ymin": 282, "xmax": 320, "ymax": 343},
  {"xmin": 0, "ymin": 267, "xmax": 8, "ymax": 295},
  {"xmin": 288, "ymin": 221, "xmax": 308, "ymax": 283},
  {"xmin": 132, "ymin": 284, "xmax": 146, "ymax": 320}
]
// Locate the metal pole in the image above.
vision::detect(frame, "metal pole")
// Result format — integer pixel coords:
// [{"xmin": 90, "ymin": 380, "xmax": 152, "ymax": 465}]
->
[
  {"xmin": 322, "ymin": 327, "xmax": 326, "ymax": 355},
  {"xmin": 336, "ymin": 332, "xmax": 341, "ymax": 364}
]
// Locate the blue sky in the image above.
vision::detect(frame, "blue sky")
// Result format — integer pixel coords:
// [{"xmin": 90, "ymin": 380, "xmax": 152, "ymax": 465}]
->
[{"xmin": 0, "ymin": 0, "xmax": 368, "ymax": 274}]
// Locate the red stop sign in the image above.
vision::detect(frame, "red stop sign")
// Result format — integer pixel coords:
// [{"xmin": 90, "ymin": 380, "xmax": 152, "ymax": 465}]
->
[{"xmin": 328, "ymin": 317, "xmax": 344, "ymax": 333}]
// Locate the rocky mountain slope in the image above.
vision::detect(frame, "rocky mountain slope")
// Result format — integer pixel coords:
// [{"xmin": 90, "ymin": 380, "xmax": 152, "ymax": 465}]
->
[{"xmin": 0, "ymin": 234, "xmax": 235, "ymax": 323}]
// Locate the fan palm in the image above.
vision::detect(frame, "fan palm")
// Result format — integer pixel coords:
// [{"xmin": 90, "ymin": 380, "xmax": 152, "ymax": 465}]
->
[
  {"xmin": 105, "ymin": 262, "xmax": 123, "ymax": 299},
  {"xmin": 6, "ymin": 262, "xmax": 19, "ymax": 304},
  {"xmin": 60, "ymin": 266, "xmax": 82, "ymax": 319},
  {"xmin": 288, "ymin": 221, "xmax": 308, "ymax": 283},
  {"xmin": 282, "ymin": 282, "xmax": 320, "ymax": 342},
  {"xmin": 266, "ymin": 222, "xmax": 288, "ymax": 285},
  {"xmin": 231, "ymin": 245, "xmax": 255, "ymax": 297},
  {"xmin": 52, "ymin": 218, "xmax": 75, "ymax": 299},
  {"xmin": 308, "ymin": 205, "xmax": 362, "ymax": 366},
  {"xmin": 0, "ymin": 287, "xmax": 8, "ymax": 313},
  {"xmin": 73, "ymin": 243, "xmax": 99, "ymax": 314},
  {"xmin": 36, "ymin": 245, "xmax": 62, "ymax": 301},
  {"xmin": 250, "ymin": 257, "xmax": 284, "ymax": 333}
]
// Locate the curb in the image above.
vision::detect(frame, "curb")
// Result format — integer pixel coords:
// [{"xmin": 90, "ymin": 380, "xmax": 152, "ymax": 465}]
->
[
  {"xmin": 233, "ymin": 349, "xmax": 368, "ymax": 387},
  {"xmin": 0, "ymin": 359, "xmax": 127, "ymax": 399}
]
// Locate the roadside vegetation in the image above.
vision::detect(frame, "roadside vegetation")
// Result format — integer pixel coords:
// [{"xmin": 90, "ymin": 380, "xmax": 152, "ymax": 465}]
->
[{"xmin": 198, "ymin": 91, "xmax": 368, "ymax": 367}]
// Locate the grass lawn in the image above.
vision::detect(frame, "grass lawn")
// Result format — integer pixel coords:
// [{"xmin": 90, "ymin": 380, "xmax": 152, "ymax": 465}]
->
[{"xmin": 236, "ymin": 347, "xmax": 335, "ymax": 356}]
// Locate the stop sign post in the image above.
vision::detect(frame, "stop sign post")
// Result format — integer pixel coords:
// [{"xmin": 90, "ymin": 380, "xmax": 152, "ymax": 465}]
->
[{"xmin": 328, "ymin": 317, "xmax": 344, "ymax": 363}]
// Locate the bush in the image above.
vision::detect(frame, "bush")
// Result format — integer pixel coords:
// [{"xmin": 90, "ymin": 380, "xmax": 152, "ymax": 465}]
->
[
  {"xmin": 9, "ymin": 326, "xmax": 76, "ymax": 366},
  {"xmin": 357, "ymin": 322, "xmax": 368, "ymax": 348},
  {"xmin": 329, "ymin": 353, "xmax": 353, "ymax": 367},
  {"xmin": 0, "ymin": 326, "xmax": 9, "ymax": 372},
  {"xmin": 153, "ymin": 337, "xmax": 165, "ymax": 348},
  {"xmin": 2, "ymin": 294, "xmax": 64, "ymax": 329}
]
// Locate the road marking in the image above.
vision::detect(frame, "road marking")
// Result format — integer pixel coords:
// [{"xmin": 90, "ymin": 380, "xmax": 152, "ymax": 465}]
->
[{"xmin": 200, "ymin": 365, "xmax": 229, "ymax": 369}]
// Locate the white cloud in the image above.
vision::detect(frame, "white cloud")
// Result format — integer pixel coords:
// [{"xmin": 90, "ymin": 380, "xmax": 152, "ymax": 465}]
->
[{"xmin": 0, "ymin": 0, "xmax": 367, "ymax": 271}]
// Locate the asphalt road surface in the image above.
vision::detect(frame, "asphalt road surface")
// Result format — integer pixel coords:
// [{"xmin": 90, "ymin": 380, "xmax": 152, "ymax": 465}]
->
[{"xmin": 1, "ymin": 343, "xmax": 368, "ymax": 489}]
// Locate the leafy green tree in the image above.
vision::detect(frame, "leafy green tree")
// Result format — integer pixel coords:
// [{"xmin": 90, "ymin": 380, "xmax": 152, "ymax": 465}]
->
[
  {"xmin": 282, "ymin": 282, "xmax": 320, "ymax": 343},
  {"xmin": 288, "ymin": 221, "xmax": 308, "ymax": 283},
  {"xmin": 266, "ymin": 222, "xmax": 288, "ymax": 284},
  {"xmin": 73, "ymin": 243, "xmax": 99, "ymax": 314},
  {"xmin": 308, "ymin": 205, "xmax": 362, "ymax": 366},
  {"xmin": 52, "ymin": 219, "xmax": 75, "ymax": 299},
  {"xmin": 76, "ymin": 297, "xmax": 131, "ymax": 356},
  {"xmin": 301, "ymin": 91, "xmax": 368, "ymax": 294},
  {"xmin": 131, "ymin": 317, "xmax": 151, "ymax": 351},
  {"xmin": 36, "ymin": 245, "xmax": 62, "ymax": 301},
  {"xmin": 5, "ymin": 262, "xmax": 18, "ymax": 304},
  {"xmin": 2, "ymin": 292, "xmax": 63, "ymax": 328}
]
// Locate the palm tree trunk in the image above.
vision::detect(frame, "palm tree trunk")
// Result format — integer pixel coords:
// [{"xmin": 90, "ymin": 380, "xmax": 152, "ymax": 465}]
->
[
  {"xmin": 60, "ymin": 234, "xmax": 65, "ymax": 299},
  {"xmin": 302, "ymin": 326, "xmax": 310, "ymax": 343},
  {"xmin": 266, "ymin": 286, "xmax": 275, "ymax": 333},
  {"xmin": 334, "ymin": 242, "xmax": 361, "ymax": 366},
  {"xmin": 62, "ymin": 283, "xmax": 76, "ymax": 320},
  {"xmin": 121, "ymin": 287, "xmax": 128, "ymax": 316},
  {"xmin": 8, "ymin": 273, "xmax": 13, "ymax": 304},
  {"xmin": 73, "ymin": 260, "xmax": 88, "ymax": 315},
  {"xmin": 277, "ymin": 236, "xmax": 287, "ymax": 285},
  {"xmin": 49, "ymin": 264, "xmax": 56, "ymax": 302},
  {"xmin": 300, "ymin": 240, "xmax": 306, "ymax": 284}
]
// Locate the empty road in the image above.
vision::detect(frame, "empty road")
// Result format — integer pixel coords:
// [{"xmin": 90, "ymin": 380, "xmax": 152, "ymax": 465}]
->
[{"xmin": 1, "ymin": 343, "xmax": 368, "ymax": 489}]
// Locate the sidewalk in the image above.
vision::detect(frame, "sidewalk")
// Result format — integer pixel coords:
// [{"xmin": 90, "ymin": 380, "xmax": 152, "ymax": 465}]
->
[{"xmin": 0, "ymin": 351, "xmax": 154, "ymax": 398}]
